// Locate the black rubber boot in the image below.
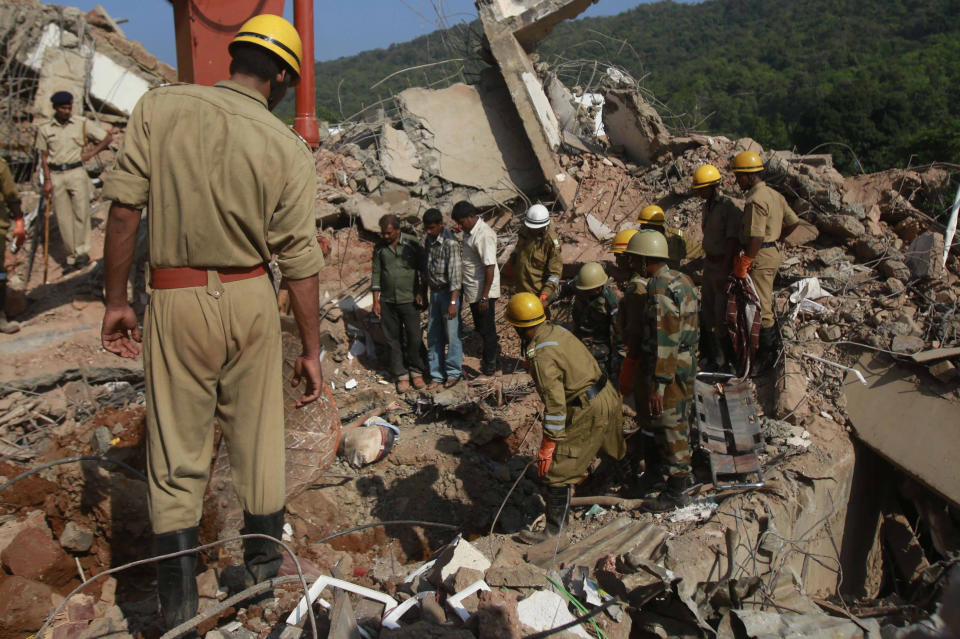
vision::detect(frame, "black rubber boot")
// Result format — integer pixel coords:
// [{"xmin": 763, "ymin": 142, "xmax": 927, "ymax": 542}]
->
[
  {"xmin": 518, "ymin": 485, "xmax": 571, "ymax": 544},
  {"xmin": 642, "ymin": 474, "xmax": 695, "ymax": 513},
  {"xmin": 700, "ymin": 332, "xmax": 721, "ymax": 372},
  {"xmin": 753, "ymin": 327, "xmax": 781, "ymax": 376},
  {"xmin": 155, "ymin": 528, "xmax": 199, "ymax": 632},
  {"xmin": 241, "ymin": 509, "xmax": 285, "ymax": 597}
]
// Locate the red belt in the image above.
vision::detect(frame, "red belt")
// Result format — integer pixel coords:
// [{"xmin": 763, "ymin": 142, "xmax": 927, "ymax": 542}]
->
[{"xmin": 151, "ymin": 264, "xmax": 267, "ymax": 289}]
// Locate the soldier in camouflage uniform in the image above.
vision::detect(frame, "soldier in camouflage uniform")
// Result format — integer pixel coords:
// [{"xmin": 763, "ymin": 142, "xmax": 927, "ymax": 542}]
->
[
  {"xmin": 623, "ymin": 230, "xmax": 700, "ymax": 511},
  {"xmin": 505, "ymin": 292, "xmax": 625, "ymax": 544},
  {"xmin": 509, "ymin": 204, "xmax": 563, "ymax": 307},
  {"xmin": 556, "ymin": 262, "xmax": 621, "ymax": 378}
]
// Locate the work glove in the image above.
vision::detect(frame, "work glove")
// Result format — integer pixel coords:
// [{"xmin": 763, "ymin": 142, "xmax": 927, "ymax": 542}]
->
[
  {"xmin": 619, "ymin": 356, "xmax": 639, "ymax": 396},
  {"xmin": 732, "ymin": 254, "xmax": 754, "ymax": 279},
  {"xmin": 536, "ymin": 437, "xmax": 557, "ymax": 477},
  {"xmin": 12, "ymin": 218, "xmax": 25, "ymax": 249},
  {"xmin": 538, "ymin": 291, "xmax": 550, "ymax": 306}
]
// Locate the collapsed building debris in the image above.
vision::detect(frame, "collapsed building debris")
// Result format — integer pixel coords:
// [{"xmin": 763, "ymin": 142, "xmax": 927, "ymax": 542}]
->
[{"xmin": 1, "ymin": 0, "xmax": 959, "ymax": 637}]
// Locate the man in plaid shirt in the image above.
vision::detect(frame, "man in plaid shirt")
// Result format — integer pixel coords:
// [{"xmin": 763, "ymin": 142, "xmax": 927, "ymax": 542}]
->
[{"xmin": 422, "ymin": 208, "xmax": 463, "ymax": 388}]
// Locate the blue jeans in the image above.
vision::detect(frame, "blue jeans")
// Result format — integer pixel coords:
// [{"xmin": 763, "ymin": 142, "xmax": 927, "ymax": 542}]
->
[{"xmin": 427, "ymin": 289, "xmax": 463, "ymax": 381}]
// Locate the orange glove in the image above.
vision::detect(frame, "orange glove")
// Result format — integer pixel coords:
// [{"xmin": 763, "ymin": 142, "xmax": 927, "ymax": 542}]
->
[
  {"xmin": 733, "ymin": 254, "xmax": 754, "ymax": 279},
  {"xmin": 536, "ymin": 438, "xmax": 557, "ymax": 477},
  {"xmin": 539, "ymin": 291, "xmax": 550, "ymax": 306},
  {"xmin": 619, "ymin": 356, "xmax": 639, "ymax": 396},
  {"xmin": 12, "ymin": 218, "xmax": 25, "ymax": 249}
]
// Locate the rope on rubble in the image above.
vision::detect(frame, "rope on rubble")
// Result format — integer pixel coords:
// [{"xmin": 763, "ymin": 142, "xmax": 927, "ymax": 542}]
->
[
  {"xmin": 36, "ymin": 534, "xmax": 320, "ymax": 639},
  {"xmin": 0, "ymin": 455, "xmax": 147, "ymax": 494}
]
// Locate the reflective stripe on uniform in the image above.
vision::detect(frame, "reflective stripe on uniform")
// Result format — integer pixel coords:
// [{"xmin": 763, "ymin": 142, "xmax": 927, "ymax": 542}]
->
[
  {"xmin": 545, "ymin": 414, "xmax": 566, "ymax": 422},
  {"xmin": 544, "ymin": 420, "xmax": 566, "ymax": 431},
  {"xmin": 609, "ymin": 307, "xmax": 619, "ymax": 316},
  {"xmin": 547, "ymin": 276, "xmax": 560, "ymax": 284},
  {"xmin": 535, "ymin": 341, "xmax": 558, "ymax": 350}
]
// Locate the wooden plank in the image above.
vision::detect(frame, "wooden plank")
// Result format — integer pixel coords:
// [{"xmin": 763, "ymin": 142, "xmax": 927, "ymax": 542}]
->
[{"xmin": 909, "ymin": 347, "xmax": 960, "ymax": 364}]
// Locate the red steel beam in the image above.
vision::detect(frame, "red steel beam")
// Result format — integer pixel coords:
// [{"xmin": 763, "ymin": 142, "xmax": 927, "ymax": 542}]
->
[{"xmin": 292, "ymin": 0, "xmax": 320, "ymax": 147}]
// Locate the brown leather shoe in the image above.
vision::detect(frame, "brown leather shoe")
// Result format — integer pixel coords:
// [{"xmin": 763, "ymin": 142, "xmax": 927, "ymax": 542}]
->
[
  {"xmin": 396, "ymin": 379, "xmax": 411, "ymax": 392},
  {"xmin": 411, "ymin": 376, "xmax": 426, "ymax": 390},
  {"xmin": 425, "ymin": 381, "xmax": 440, "ymax": 390},
  {"xmin": 443, "ymin": 377, "xmax": 460, "ymax": 389}
]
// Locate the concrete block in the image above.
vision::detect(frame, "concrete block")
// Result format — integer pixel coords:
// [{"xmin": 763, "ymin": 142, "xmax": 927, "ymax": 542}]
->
[
  {"xmin": 428, "ymin": 537, "xmax": 491, "ymax": 586},
  {"xmin": 929, "ymin": 360, "xmax": 957, "ymax": 382},
  {"xmin": 60, "ymin": 521, "xmax": 94, "ymax": 553},
  {"xmin": 379, "ymin": 125, "xmax": 422, "ymax": 185},
  {"xmin": 517, "ymin": 590, "xmax": 591, "ymax": 638},
  {"xmin": 904, "ymin": 231, "xmax": 945, "ymax": 280},
  {"xmin": 1, "ymin": 526, "xmax": 75, "ymax": 586},
  {"xmin": 0, "ymin": 576, "xmax": 55, "ymax": 637}
]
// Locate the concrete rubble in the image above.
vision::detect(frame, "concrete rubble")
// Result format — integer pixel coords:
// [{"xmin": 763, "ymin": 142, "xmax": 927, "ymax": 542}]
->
[{"xmin": 1, "ymin": 0, "xmax": 959, "ymax": 637}]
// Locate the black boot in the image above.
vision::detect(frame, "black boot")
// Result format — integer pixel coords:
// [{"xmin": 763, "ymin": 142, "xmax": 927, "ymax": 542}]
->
[
  {"xmin": 155, "ymin": 528, "xmax": 199, "ymax": 632},
  {"xmin": 642, "ymin": 474, "xmax": 694, "ymax": 513},
  {"xmin": 753, "ymin": 327, "xmax": 781, "ymax": 376},
  {"xmin": 241, "ymin": 509, "xmax": 285, "ymax": 596},
  {"xmin": 518, "ymin": 485, "xmax": 571, "ymax": 544},
  {"xmin": 700, "ymin": 332, "xmax": 720, "ymax": 372}
]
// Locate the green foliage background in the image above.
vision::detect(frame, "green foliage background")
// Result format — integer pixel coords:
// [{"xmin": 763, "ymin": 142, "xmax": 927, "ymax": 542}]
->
[{"xmin": 280, "ymin": 0, "xmax": 960, "ymax": 174}]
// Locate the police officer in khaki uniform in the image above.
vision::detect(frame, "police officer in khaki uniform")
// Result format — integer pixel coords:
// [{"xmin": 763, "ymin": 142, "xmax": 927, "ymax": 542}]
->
[
  {"xmin": 692, "ymin": 164, "xmax": 742, "ymax": 371},
  {"xmin": 0, "ymin": 156, "xmax": 24, "ymax": 333},
  {"xmin": 731, "ymin": 151, "xmax": 799, "ymax": 373},
  {"xmin": 99, "ymin": 15, "xmax": 324, "ymax": 630},
  {"xmin": 506, "ymin": 292, "xmax": 625, "ymax": 544},
  {"xmin": 37, "ymin": 91, "xmax": 112, "ymax": 270},
  {"xmin": 636, "ymin": 204, "xmax": 704, "ymax": 270},
  {"xmin": 509, "ymin": 203, "xmax": 563, "ymax": 306}
]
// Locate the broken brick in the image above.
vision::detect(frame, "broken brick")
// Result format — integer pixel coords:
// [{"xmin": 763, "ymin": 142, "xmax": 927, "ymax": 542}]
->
[
  {"xmin": 0, "ymin": 576, "xmax": 54, "ymax": 637},
  {"xmin": 1, "ymin": 527, "xmax": 76, "ymax": 586}
]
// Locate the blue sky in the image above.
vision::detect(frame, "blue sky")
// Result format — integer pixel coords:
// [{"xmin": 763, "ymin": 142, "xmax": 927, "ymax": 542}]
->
[{"xmin": 63, "ymin": 0, "xmax": 658, "ymax": 67}]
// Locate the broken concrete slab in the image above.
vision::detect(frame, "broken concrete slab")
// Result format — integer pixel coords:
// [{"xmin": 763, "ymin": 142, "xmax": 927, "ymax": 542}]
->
[
  {"xmin": 342, "ymin": 194, "xmax": 390, "ymax": 233},
  {"xmin": 732, "ymin": 609, "xmax": 880, "ymax": 638},
  {"xmin": 844, "ymin": 351, "xmax": 960, "ymax": 507},
  {"xmin": 904, "ymin": 231, "xmax": 945, "ymax": 280},
  {"xmin": 428, "ymin": 536, "xmax": 491, "ymax": 586},
  {"xmin": 602, "ymin": 88, "xmax": 675, "ymax": 166},
  {"xmin": 379, "ymin": 124, "xmax": 422, "ymax": 185},
  {"xmin": 517, "ymin": 590, "xmax": 592, "ymax": 639}
]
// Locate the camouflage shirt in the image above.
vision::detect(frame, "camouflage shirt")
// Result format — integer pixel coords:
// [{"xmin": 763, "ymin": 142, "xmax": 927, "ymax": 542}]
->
[
  {"xmin": 558, "ymin": 280, "xmax": 620, "ymax": 348},
  {"xmin": 511, "ymin": 226, "xmax": 563, "ymax": 297},
  {"xmin": 643, "ymin": 265, "xmax": 700, "ymax": 394}
]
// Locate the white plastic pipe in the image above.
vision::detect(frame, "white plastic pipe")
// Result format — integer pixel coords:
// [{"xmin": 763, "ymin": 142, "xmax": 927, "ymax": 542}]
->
[
  {"xmin": 285, "ymin": 575, "xmax": 398, "ymax": 626},
  {"xmin": 943, "ymin": 183, "xmax": 960, "ymax": 270}
]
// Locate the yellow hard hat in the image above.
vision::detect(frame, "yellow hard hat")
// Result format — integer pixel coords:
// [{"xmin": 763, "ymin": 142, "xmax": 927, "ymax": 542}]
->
[
  {"xmin": 575, "ymin": 262, "xmax": 607, "ymax": 290},
  {"xmin": 505, "ymin": 292, "xmax": 546, "ymax": 328},
  {"xmin": 230, "ymin": 14, "xmax": 302, "ymax": 84},
  {"xmin": 731, "ymin": 150, "xmax": 764, "ymax": 173},
  {"xmin": 693, "ymin": 164, "xmax": 721, "ymax": 189},
  {"xmin": 624, "ymin": 229, "xmax": 669, "ymax": 260},
  {"xmin": 611, "ymin": 228, "xmax": 638, "ymax": 254},
  {"xmin": 637, "ymin": 205, "xmax": 665, "ymax": 226}
]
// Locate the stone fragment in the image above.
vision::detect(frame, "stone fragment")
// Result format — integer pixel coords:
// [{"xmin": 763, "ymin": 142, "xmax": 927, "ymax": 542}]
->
[
  {"xmin": 477, "ymin": 589, "xmax": 523, "ymax": 639},
  {"xmin": 894, "ymin": 217, "xmax": 922, "ymax": 243},
  {"xmin": 783, "ymin": 219, "xmax": 818, "ymax": 247},
  {"xmin": 818, "ymin": 214, "xmax": 865, "ymax": 240},
  {"xmin": 67, "ymin": 593, "xmax": 96, "ymax": 622},
  {"xmin": 0, "ymin": 577, "xmax": 54, "ymax": 636},
  {"xmin": 379, "ymin": 125, "xmax": 422, "ymax": 185},
  {"xmin": 929, "ymin": 361, "xmax": 957, "ymax": 382},
  {"xmin": 60, "ymin": 521, "xmax": 94, "ymax": 553},
  {"xmin": 1, "ymin": 526, "xmax": 76, "ymax": 586},
  {"xmin": 444, "ymin": 566, "xmax": 485, "ymax": 594},
  {"xmin": 880, "ymin": 259, "xmax": 911, "ymax": 281},
  {"xmin": 818, "ymin": 325, "xmax": 842, "ymax": 342},
  {"xmin": 485, "ymin": 563, "xmax": 545, "ymax": 589},
  {"xmin": 517, "ymin": 590, "xmax": 591, "ymax": 638},
  {"xmin": 885, "ymin": 278, "xmax": 906, "ymax": 295},
  {"xmin": 53, "ymin": 621, "xmax": 89, "ymax": 639},
  {"xmin": 77, "ymin": 605, "xmax": 128, "ymax": 639},
  {"xmin": 196, "ymin": 568, "xmax": 219, "ymax": 600},
  {"xmin": 904, "ymin": 231, "xmax": 945, "ymax": 280},
  {"xmin": 891, "ymin": 335, "xmax": 925, "ymax": 354},
  {"xmin": 0, "ymin": 510, "xmax": 49, "ymax": 556},
  {"xmin": 428, "ymin": 537, "xmax": 491, "ymax": 586},
  {"xmin": 341, "ymin": 194, "xmax": 389, "ymax": 234},
  {"xmin": 91, "ymin": 426, "xmax": 112, "ymax": 455},
  {"xmin": 817, "ymin": 247, "xmax": 846, "ymax": 266}
]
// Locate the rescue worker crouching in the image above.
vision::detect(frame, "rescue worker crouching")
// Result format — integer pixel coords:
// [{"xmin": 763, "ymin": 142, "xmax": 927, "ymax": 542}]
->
[
  {"xmin": 506, "ymin": 292, "xmax": 625, "ymax": 544},
  {"xmin": 619, "ymin": 230, "xmax": 700, "ymax": 512}
]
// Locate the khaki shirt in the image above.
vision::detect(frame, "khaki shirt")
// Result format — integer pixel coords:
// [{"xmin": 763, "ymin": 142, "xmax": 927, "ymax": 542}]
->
[
  {"xmin": 102, "ymin": 80, "xmax": 322, "ymax": 279},
  {"xmin": 662, "ymin": 226, "xmax": 703, "ymax": 268},
  {"xmin": 701, "ymin": 195, "xmax": 743, "ymax": 257},
  {"xmin": 741, "ymin": 181, "xmax": 800, "ymax": 245},
  {"xmin": 525, "ymin": 322, "xmax": 605, "ymax": 442},
  {"xmin": 0, "ymin": 157, "xmax": 18, "ymax": 226},
  {"xmin": 512, "ymin": 226, "xmax": 562, "ymax": 297},
  {"xmin": 36, "ymin": 116, "xmax": 107, "ymax": 165}
]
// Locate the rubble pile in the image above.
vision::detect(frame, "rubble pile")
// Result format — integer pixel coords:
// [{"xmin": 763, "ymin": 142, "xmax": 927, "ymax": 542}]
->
[{"xmin": 2, "ymin": 0, "xmax": 959, "ymax": 637}]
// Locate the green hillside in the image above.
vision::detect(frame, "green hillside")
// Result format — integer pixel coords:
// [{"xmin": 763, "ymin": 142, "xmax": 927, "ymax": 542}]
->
[{"xmin": 283, "ymin": 0, "xmax": 960, "ymax": 174}]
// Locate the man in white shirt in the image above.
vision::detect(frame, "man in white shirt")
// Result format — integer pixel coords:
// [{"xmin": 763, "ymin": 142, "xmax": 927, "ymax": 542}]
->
[{"xmin": 452, "ymin": 201, "xmax": 501, "ymax": 376}]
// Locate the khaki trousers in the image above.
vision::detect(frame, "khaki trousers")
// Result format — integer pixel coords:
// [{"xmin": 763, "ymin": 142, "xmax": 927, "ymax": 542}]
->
[
  {"xmin": 546, "ymin": 383, "xmax": 626, "ymax": 486},
  {"xmin": 50, "ymin": 167, "xmax": 91, "ymax": 262},
  {"xmin": 751, "ymin": 246, "xmax": 781, "ymax": 328},
  {"xmin": 701, "ymin": 259, "xmax": 729, "ymax": 336},
  {"xmin": 144, "ymin": 271, "xmax": 284, "ymax": 534}
]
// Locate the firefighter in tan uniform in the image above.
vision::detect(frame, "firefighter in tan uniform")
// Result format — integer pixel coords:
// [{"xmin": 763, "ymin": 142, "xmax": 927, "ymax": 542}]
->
[
  {"xmin": 636, "ymin": 204, "xmax": 703, "ymax": 270},
  {"xmin": 508, "ymin": 204, "xmax": 563, "ymax": 307},
  {"xmin": 99, "ymin": 16, "xmax": 324, "ymax": 631},
  {"xmin": 506, "ymin": 292, "xmax": 625, "ymax": 544},
  {"xmin": 731, "ymin": 151, "xmax": 799, "ymax": 373},
  {"xmin": 0, "ymin": 157, "xmax": 24, "ymax": 333},
  {"xmin": 692, "ymin": 164, "xmax": 742, "ymax": 371},
  {"xmin": 36, "ymin": 91, "xmax": 113, "ymax": 270}
]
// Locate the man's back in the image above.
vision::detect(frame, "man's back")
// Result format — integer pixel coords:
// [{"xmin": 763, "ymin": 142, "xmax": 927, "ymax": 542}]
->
[{"xmin": 104, "ymin": 80, "xmax": 319, "ymax": 278}]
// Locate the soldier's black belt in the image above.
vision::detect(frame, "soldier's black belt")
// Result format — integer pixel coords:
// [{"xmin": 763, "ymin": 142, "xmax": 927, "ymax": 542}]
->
[{"xmin": 49, "ymin": 162, "xmax": 83, "ymax": 172}]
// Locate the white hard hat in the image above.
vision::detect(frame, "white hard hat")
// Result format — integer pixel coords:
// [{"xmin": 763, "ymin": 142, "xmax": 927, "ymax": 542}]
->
[{"xmin": 524, "ymin": 203, "xmax": 551, "ymax": 229}]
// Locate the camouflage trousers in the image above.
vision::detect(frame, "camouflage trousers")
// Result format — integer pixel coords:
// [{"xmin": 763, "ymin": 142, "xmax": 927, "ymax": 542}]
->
[{"xmin": 650, "ymin": 357, "xmax": 695, "ymax": 478}]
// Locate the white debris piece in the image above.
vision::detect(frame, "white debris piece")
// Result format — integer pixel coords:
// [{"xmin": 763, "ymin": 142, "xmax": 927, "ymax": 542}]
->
[
  {"xmin": 663, "ymin": 500, "xmax": 719, "ymax": 523},
  {"xmin": 517, "ymin": 590, "xmax": 592, "ymax": 639},
  {"xmin": 428, "ymin": 536, "xmax": 491, "ymax": 586}
]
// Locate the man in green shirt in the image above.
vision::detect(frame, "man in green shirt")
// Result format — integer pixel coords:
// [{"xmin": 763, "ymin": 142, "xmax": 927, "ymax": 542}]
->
[{"xmin": 372, "ymin": 214, "xmax": 427, "ymax": 391}]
